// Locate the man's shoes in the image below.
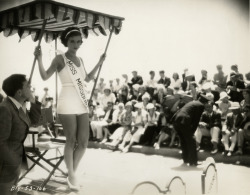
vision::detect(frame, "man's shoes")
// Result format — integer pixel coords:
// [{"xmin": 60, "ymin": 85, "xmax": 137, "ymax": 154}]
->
[
  {"xmin": 100, "ymin": 138, "xmax": 108, "ymax": 144},
  {"xmin": 227, "ymin": 151, "xmax": 232, "ymax": 157},
  {"xmin": 122, "ymin": 146, "xmax": 129, "ymax": 153},
  {"xmin": 222, "ymin": 150, "xmax": 228, "ymax": 156},
  {"xmin": 211, "ymin": 149, "xmax": 218, "ymax": 154},
  {"xmin": 154, "ymin": 143, "xmax": 160, "ymax": 150}
]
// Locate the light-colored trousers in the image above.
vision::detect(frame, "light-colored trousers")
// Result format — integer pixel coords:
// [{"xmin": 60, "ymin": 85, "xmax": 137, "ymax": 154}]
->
[
  {"xmin": 90, "ymin": 120, "xmax": 108, "ymax": 139},
  {"xmin": 195, "ymin": 126, "xmax": 220, "ymax": 144},
  {"xmin": 221, "ymin": 130, "xmax": 237, "ymax": 151}
]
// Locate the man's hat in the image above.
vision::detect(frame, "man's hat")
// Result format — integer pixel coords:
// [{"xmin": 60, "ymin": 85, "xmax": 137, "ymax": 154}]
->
[
  {"xmin": 132, "ymin": 70, "xmax": 137, "ymax": 74},
  {"xmin": 149, "ymin": 70, "xmax": 155, "ymax": 75},
  {"xmin": 199, "ymin": 94, "xmax": 211, "ymax": 103},
  {"xmin": 146, "ymin": 103, "xmax": 155, "ymax": 110},
  {"xmin": 125, "ymin": 101, "xmax": 133, "ymax": 107},
  {"xmin": 134, "ymin": 102, "xmax": 143, "ymax": 109},
  {"xmin": 229, "ymin": 102, "xmax": 240, "ymax": 110},
  {"xmin": 159, "ymin": 70, "xmax": 165, "ymax": 74},
  {"xmin": 231, "ymin": 64, "xmax": 238, "ymax": 69}
]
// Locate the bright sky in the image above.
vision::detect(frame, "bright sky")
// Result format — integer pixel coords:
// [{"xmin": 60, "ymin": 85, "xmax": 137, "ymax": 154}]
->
[{"xmin": 0, "ymin": 0, "xmax": 249, "ymax": 99}]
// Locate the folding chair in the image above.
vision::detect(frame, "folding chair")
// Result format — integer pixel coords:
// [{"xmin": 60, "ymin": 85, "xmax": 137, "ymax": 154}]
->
[{"xmin": 19, "ymin": 107, "xmax": 67, "ymax": 190}]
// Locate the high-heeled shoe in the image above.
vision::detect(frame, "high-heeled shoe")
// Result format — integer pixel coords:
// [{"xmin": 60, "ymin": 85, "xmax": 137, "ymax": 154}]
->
[{"xmin": 67, "ymin": 177, "xmax": 80, "ymax": 191}]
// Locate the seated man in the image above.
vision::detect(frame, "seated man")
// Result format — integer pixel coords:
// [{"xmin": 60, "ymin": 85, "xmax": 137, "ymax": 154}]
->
[
  {"xmin": 221, "ymin": 102, "xmax": 243, "ymax": 156},
  {"xmin": 0, "ymin": 74, "xmax": 41, "ymax": 195},
  {"xmin": 236, "ymin": 105, "xmax": 250, "ymax": 155},
  {"xmin": 195, "ymin": 101, "xmax": 221, "ymax": 154},
  {"xmin": 90, "ymin": 101, "xmax": 114, "ymax": 142}
]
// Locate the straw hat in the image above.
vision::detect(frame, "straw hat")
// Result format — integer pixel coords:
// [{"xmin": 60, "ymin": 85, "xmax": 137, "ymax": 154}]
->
[
  {"xmin": 146, "ymin": 103, "xmax": 155, "ymax": 110},
  {"xmin": 142, "ymin": 93, "xmax": 151, "ymax": 100}
]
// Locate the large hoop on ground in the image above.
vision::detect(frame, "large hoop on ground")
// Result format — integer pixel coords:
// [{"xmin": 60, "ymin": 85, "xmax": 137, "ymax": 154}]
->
[{"xmin": 201, "ymin": 157, "xmax": 218, "ymax": 194}]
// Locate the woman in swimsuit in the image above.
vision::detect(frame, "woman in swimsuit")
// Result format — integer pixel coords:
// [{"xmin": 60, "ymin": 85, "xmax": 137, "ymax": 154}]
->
[{"xmin": 34, "ymin": 27, "xmax": 106, "ymax": 190}]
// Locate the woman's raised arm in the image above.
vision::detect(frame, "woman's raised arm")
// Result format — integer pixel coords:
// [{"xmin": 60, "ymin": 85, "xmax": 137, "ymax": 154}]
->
[{"xmin": 34, "ymin": 46, "xmax": 58, "ymax": 81}]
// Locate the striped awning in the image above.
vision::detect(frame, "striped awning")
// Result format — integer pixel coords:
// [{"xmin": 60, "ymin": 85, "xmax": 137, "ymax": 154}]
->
[{"xmin": 0, "ymin": 0, "xmax": 124, "ymax": 43}]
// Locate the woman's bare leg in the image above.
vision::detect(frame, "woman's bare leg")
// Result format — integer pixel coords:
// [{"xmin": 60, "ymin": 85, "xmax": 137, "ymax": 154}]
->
[
  {"xmin": 74, "ymin": 114, "xmax": 89, "ymax": 174},
  {"xmin": 59, "ymin": 114, "xmax": 77, "ymax": 185}
]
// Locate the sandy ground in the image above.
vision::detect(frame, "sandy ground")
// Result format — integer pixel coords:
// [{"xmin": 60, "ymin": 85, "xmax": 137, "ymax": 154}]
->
[{"xmin": 18, "ymin": 148, "xmax": 250, "ymax": 195}]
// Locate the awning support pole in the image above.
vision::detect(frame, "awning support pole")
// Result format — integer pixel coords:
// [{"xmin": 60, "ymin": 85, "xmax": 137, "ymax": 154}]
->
[
  {"xmin": 29, "ymin": 19, "xmax": 47, "ymax": 83},
  {"xmin": 89, "ymin": 27, "xmax": 114, "ymax": 104}
]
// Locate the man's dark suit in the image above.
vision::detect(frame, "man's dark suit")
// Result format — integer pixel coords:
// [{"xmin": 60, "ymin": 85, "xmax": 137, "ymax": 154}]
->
[
  {"xmin": 225, "ymin": 113, "xmax": 244, "ymax": 131},
  {"xmin": 0, "ymin": 97, "xmax": 41, "ymax": 194},
  {"xmin": 173, "ymin": 101, "xmax": 205, "ymax": 165},
  {"xmin": 200, "ymin": 111, "xmax": 222, "ymax": 130},
  {"xmin": 226, "ymin": 80, "xmax": 245, "ymax": 103},
  {"xmin": 158, "ymin": 77, "xmax": 171, "ymax": 88}
]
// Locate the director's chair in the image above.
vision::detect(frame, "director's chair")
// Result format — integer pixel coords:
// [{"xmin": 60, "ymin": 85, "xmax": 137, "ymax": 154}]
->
[{"xmin": 19, "ymin": 107, "xmax": 67, "ymax": 190}]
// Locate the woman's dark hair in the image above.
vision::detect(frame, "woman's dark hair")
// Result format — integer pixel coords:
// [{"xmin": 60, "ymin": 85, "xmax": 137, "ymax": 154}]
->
[
  {"xmin": 60, "ymin": 27, "xmax": 82, "ymax": 47},
  {"xmin": 172, "ymin": 72, "xmax": 179, "ymax": 80},
  {"xmin": 2, "ymin": 74, "xmax": 27, "ymax": 97}
]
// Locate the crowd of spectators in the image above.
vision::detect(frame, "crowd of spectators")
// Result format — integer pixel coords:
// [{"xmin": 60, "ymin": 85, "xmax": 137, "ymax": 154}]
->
[{"xmin": 88, "ymin": 64, "xmax": 250, "ymax": 157}]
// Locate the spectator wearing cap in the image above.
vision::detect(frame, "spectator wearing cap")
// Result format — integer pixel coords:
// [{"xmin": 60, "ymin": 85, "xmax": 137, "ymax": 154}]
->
[
  {"xmin": 119, "ymin": 102, "xmax": 148, "ymax": 153},
  {"xmin": 146, "ymin": 71, "xmax": 157, "ymax": 97},
  {"xmin": 221, "ymin": 102, "xmax": 244, "ymax": 156},
  {"xmin": 236, "ymin": 105, "xmax": 250, "ymax": 155},
  {"xmin": 97, "ymin": 78, "xmax": 106, "ymax": 94},
  {"xmin": 226, "ymin": 72, "xmax": 245, "ymax": 103},
  {"xmin": 99, "ymin": 86, "xmax": 116, "ymax": 109},
  {"xmin": 195, "ymin": 101, "xmax": 222, "ymax": 154},
  {"xmin": 140, "ymin": 103, "xmax": 160, "ymax": 146},
  {"xmin": 128, "ymin": 71, "xmax": 143, "ymax": 89},
  {"xmin": 213, "ymin": 64, "xmax": 228, "ymax": 92},
  {"xmin": 199, "ymin": 69, "xmax": 210, "ymax": 87},
  {"xmin": 231, "ymin": 64, "xmax": 244, "ymax": 81},
  {"xmin": 154, "ymin": 107, "xmax": 174, "ymax": 149},
  {"xmin": 172, "ymin": 94, "xmax": 210, "ymax": 166},
  {"xmin": 107, "ymin": 102, "xmax": 133, "ymax": 150},
  {"xmin": 101, "ymin": 103, "xmax": 125, "ymax": 143},
  {"xmin": 215, "ymin": 91, "xmax": 232, "ymax": 123},
  {"xmin": 240, "ymin": 84, "xmax": 250, "ymax": 111},
  {"xmin": 158, "ymin": 70, "xmax": 171, "ymax": 89}
]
